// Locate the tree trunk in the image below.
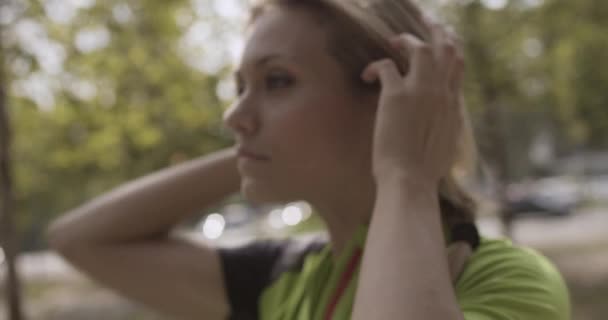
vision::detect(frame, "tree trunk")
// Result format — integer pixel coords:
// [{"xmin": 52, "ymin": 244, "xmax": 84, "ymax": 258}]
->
[{"xmin": 0, "ymin": 19, "xmax": 25, "ymax": 320}]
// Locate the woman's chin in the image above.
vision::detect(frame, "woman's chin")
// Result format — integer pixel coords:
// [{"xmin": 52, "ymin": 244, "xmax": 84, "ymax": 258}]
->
[{"xmin": 240, "ymin": 178, "xmax": 284, "ymax": 205}]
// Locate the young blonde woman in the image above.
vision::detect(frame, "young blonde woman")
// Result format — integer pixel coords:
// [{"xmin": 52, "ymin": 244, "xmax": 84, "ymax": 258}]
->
[{"xmin": 47, "ymin": 0, "xmax": 571, "ymax": 319}]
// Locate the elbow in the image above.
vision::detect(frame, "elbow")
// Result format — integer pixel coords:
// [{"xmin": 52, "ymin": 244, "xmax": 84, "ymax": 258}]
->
[
  {"xmin": 45, "ymin": 215, "xmax": 83, "ymax": 254},
  {"xmin": 45, "ymin": 218, "xmax": 69, "ymax": 252}
]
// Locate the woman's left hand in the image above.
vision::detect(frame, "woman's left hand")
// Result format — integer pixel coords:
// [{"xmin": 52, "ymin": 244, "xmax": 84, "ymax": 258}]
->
[{"xmin": 362, "ymin": 24, "xmax": 464, "ymax": 187}]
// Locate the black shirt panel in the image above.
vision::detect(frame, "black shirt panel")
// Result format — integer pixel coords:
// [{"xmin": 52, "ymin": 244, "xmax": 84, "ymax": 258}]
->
[{"xmin": 217, "ymin": 233, "xmax": 328, "ymax": 320}]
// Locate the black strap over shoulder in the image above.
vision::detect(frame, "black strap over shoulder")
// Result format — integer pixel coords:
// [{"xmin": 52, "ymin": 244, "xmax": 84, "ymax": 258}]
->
[
  {"xmin": 217, "ymin": 233, "xmax": 328, "ymax": 320},
  {"xmin": 450, "ymin": 223, "xmax": 481, "ymax": 250}
]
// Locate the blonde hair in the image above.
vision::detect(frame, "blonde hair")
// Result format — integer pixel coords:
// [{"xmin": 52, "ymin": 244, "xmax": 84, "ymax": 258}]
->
[{"xmin": 250, "ymin": 0, "xmax": 479, "ymax": 234}]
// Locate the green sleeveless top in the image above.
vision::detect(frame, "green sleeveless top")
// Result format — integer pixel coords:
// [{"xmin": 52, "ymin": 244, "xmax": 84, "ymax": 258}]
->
[{"xmin": 219, "ymin": 225, "xmax": 571, "ymax": 320}]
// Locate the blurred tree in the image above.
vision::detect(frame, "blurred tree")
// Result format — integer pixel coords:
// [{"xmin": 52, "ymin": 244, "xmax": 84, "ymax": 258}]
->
[
  {"xmin": 540, "ymin": 0, "xmax": 608, "ymax": 148},
  {"xmin": 435, "ymin": 0, "xmax": 608, "ymax": 234},
  {"xmin": 4, "ymin": 0, "xmax": 240, "ymax": 250},
  {"xmin": 457, "ymin": 0, "xmax": 518, "ymax": 235},
  {"xmin": 451, "ymin": 0, "xmax": 608, "ymax": 174}
]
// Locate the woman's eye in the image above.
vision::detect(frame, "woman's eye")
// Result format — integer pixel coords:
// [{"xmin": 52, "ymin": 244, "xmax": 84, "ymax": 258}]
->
[
  {"xmin": 234, "ymin": 75, "xmax": 246, "ymax": 96},
  {"xmin": 266, "ymin": 74, "xmax": 293, "ymax": 90},
  {"xmin": 236, "ymin": 82, "xmax": 245, "ymax": 96}
]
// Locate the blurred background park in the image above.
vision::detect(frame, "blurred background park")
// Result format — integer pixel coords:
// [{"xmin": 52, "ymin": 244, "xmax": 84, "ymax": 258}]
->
[{"xmin": 0, "ymin": 0, "xmax": 607, "ymax": 319}]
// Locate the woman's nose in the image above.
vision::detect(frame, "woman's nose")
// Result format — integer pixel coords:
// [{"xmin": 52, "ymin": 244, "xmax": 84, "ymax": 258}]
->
[{"xmin": 222, "ymin": 101, "xmax": 259, "ymax": 138}]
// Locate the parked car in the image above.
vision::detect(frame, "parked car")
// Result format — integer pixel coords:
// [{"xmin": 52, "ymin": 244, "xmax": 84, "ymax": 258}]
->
[{"xmin": 505, "ymin": 176, "xmax": 583, "ymax": 217}]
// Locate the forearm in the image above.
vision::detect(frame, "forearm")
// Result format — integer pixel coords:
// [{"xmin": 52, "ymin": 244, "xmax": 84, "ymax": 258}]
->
[
  {"xmin": 351, "ymin": 174, "xmax": 463, "ymax": 320},
  {"xmin": 47, "ymin": 147, "xmax": 240, "ymax": 247}
]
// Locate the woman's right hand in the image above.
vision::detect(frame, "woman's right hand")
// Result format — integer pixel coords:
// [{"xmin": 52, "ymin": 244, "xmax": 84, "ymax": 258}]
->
[{"xmin": 363, "ymin": 25, "xmax": 464, "ymax": 187}]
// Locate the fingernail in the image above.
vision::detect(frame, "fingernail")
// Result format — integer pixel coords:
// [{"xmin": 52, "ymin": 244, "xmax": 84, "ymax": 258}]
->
[
  {"xmin": 361, "ymin": 67, "xmax": 377, "ymax": 83},
  {"xmin": 361, "ymin": 68, "xmax": 371, "ymax": 82}
]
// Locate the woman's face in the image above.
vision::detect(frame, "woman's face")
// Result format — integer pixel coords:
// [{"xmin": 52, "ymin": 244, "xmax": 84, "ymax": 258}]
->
[{"xmin": 223, "ymin": 6, "xmax": 376, "ymax": 204}]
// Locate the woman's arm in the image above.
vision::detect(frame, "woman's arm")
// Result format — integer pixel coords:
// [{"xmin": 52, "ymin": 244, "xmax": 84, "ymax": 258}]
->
[
  {"xmin": 46, "ymin": 147, "xmax": 241, "ymax": 319},
  {"xmin": 47, "ymin": 147, "xmax": 239, "ymax": 246},
  {"xmin": 352, "ymin": 175, "xmax": 463, "ymax": 320},
  {"xmin": 353, "ymin": 21, "xmax": 466, "ymax": 319}
]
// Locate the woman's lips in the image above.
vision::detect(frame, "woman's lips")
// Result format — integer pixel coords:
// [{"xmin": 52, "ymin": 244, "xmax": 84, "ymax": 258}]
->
[{"xmin": 237, "ymin": 147, "xmax": 269, "ymax": 161}]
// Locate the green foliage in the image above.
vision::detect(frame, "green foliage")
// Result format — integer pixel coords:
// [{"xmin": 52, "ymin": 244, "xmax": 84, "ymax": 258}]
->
[
  {"xmin": 5, "ymin": 0, "xmax": 236, "ymax": 249},
  {"xmin": 445, "ymin": 0, "xmax": 608, "ymax": 178}
]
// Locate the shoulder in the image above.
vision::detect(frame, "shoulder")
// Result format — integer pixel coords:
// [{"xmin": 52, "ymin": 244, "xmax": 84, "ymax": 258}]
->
[
  {"xmin": 217, "ymin": 232, "xmax": 329, "ymax": 320},
  {"xmin": 456, "ymin": 237, "xmax": 571, "ymax": 320},
  {"xmin": 218, "ymin": 231, "xmax": 328, "ymax": 275},
  {"xmin": 268, "ymin": 232, "xmax": 329, "ymax": 279}
]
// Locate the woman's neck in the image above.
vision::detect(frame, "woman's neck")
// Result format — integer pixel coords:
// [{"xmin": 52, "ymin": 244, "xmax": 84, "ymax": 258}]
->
[{"xmin": 311, "ymin": 179, "xmax": 376, "ymax": 261}]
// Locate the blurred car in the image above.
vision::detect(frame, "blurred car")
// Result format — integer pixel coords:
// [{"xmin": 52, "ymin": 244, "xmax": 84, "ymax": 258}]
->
[{"xmin": 505, "ymin": 176, "xmax": 583, "ymax": 217}]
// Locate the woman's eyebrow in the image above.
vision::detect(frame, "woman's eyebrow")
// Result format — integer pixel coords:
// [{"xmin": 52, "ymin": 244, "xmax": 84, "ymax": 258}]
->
[{"xmin": 235, "ymin": 53, "xmax": 293, "ymax": 74}]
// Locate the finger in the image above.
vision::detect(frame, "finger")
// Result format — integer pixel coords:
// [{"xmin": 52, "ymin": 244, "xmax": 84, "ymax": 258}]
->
[
  {"xmin": 361, "ymin": 59, "xmax": 402, "ymax": 90},
  {"xmin": 429, "ymin": 21, "xmax": 444, "ymax": 49},
  {"xmin": 425, "ymin": 23, "xmax": 461, "ymax": 96},
  {"xmin": 445, "ymin": 25, "xmax": 464, "ymax": 55},
  {"xmin": 390, "ymin": 33, "xmax": 427, "ymax": 53},
  {"xmin": 448, "ymin": 55, "xmax": 465, "ymax": 96},
  {"xmin": 390, "ymin": 33, "xmax": 434, "ymax": 78},
  {"xmin": 419, "ymin": 12, "xmax": 435, "ymax": 40},
  {"xmin": 432, "ymin": 23, "xmax": 458, "ymax": 65},
  {"xmin": 436, "ymin": 24, "xmax": 465, "ymax": 102},
  {"xmin": 419, "ymin": 12, "xmax": 437, "ymax": 37},
  {"xmin": 446, "ymin": 241, "xmax": 473, "ymax": 282}
]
